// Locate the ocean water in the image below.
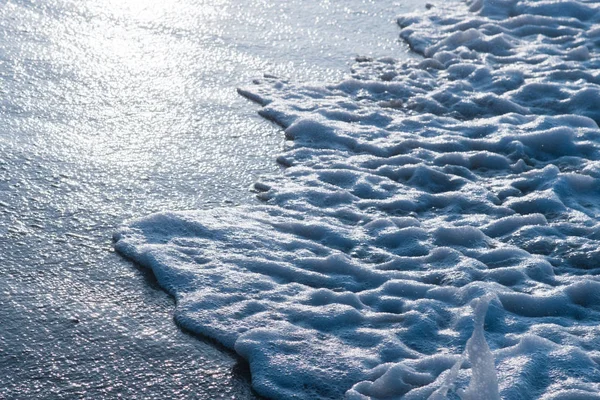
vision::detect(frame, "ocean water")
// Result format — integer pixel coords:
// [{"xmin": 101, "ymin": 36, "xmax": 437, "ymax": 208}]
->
[
  {"xmin": 115, "ymin": 0, "xmax": 600, "ymax": 399},
  {"xmin": 0, "ymin": 0, "xmax": 423, "ymax": 398}
]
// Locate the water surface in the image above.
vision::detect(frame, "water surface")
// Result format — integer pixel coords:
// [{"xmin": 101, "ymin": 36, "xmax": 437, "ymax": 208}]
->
[{"xmin": 0, "ymin": 0, "xmax": 419, "ymax": 398}]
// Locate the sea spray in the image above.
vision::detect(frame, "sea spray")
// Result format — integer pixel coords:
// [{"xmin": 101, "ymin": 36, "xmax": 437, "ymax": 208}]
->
[
  {"xmin": 458, "ymin": 295, "xmax": 500, "ymax": 400},
  {"xmin": 428, "ymin": 294, "xmax": 499, "ymax": 400}
]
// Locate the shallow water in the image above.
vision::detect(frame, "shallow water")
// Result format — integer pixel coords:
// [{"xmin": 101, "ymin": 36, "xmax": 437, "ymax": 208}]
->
[{"xmin": 0, "ymin": 0, "xmax": 421, "ymax": 398}]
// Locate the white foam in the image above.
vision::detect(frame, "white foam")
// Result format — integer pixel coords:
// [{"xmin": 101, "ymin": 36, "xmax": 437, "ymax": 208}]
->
[
  {"xmin": 115, "ymin": 0, "xmax": 600, "ymax": 398},
  {"xmin": 457, "ymin": 295, "xmax": 500, "ymax": 400}
]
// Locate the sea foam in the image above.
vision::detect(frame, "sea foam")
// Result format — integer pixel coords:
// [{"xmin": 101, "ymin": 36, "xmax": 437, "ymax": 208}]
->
[{"xmin": 115, "ymin": 0, "xmax": 600, "ymax": 398}]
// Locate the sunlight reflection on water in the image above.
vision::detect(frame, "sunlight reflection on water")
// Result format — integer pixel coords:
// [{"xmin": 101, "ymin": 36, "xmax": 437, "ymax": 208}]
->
[{"xmin": 0, "ymin": 0, "xmax": 420, "ymax": 397}]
